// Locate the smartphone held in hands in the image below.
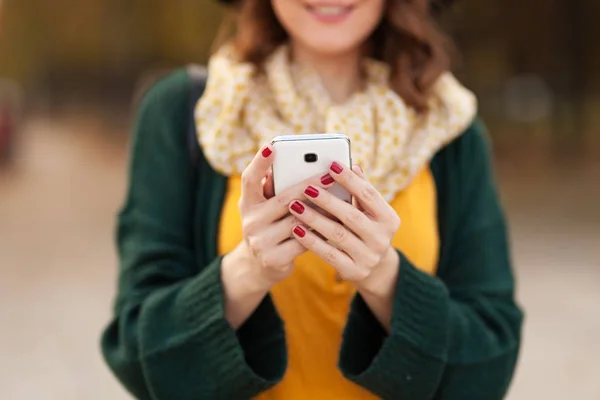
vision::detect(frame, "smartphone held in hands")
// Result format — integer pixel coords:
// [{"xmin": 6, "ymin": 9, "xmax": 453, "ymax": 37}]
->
[{"xmin": 271, "ymin": 133, "xmax": 352, "ymax": 202}]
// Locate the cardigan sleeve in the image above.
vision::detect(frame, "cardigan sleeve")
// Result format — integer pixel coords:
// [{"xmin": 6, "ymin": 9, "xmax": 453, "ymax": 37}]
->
[
  {"xmin": 100, "ymin": 71, "xmax": 286, "ymax": 400},
  {"xmin": 338, "ymin": 120, "xmax": 524, "ymax": 400}
]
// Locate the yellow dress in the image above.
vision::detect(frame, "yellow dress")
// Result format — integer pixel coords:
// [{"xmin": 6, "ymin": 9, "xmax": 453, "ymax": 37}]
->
[{"xmin": 218, "ymin": 168, "xmax": 439, "ymax": 399}]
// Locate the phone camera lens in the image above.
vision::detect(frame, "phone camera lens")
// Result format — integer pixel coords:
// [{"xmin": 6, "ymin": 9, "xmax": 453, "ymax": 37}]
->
[{"xmin": 304, "ymin": 153, "xmax": 318, "ymax": 163}]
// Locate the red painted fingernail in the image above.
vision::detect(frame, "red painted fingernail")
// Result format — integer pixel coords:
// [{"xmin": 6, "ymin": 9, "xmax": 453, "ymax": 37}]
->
[
  {"xmin": 293, "ymin": 226, "xmax": 306, "ymax": 238},
  {"xmin": 304, "ymin": 185, "xmax": 319, "ymax": 198},
  {"xmin": 290, "ymin": 201, "xmax": 305, "ymax": 214},
  {"xmin": 261, "ymin": 147, "xmax": 272, "ymax": 157},
  {"xmin": 330, "ymin": 162, "xmax": 343, "ymax": 174},
  {"xmin": 320, "ymin": 173, "xmax": 335, "ymax": 185}
]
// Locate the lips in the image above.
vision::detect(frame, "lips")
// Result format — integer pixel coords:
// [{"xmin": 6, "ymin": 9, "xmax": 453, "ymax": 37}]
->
[
  {"xmin": 309, "ymin": 5, "xmax": 352, "ymax": 15},
  {"xmin": 306, "ymin": 3, "xmax": 355, "ymax": 22}
]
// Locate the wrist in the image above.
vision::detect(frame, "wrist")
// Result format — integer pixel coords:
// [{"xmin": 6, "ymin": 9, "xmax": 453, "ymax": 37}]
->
[
  {"xmin": 358, "ymin": 247, "xmax": 400, "ymax": 300},
  {"xmin": 221, "ymin": 243, "xmax": 271, "ymax": 298},
  {"xmin": 221, "ymin": 243, "xmax": 271, "ymax": 330}
]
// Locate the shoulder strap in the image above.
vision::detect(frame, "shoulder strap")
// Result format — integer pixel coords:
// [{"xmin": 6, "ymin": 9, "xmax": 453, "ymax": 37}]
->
[{"xmin": 186, "ymin": 64, "xmax": 208, "ymax": 167}]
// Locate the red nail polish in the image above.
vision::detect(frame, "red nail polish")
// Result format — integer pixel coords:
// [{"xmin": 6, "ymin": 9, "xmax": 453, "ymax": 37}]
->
[
  {"xmin": 304, "ymin": 185, "xmax": 319, "ymax": 198},
  {"xmin": 330, "ymin": 162, "xmax": 343, "ymax": 174},
  {"xmin": 293, "ymin": 226, "xmax": 306, "ymax": 238},
  {"xmin": 290, "ymin": 201, "xmax": 305, "ymax": 214},
  {"xmin": 261, "ymin": 147, "xmax": 272, "ymax": 157},
  {"xmin": 320, "ymin": 173, "xmax": 335, "ymax": 185}
]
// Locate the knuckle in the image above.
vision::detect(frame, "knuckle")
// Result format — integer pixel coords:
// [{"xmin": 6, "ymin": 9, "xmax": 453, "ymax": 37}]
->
[
  {"xmin": 241, "ymin": 216, "xmax": 259, "ymax": 236},
  {"xmin": 385, "ymin": 207, "xmax": 401, "ymax": 225},
  {"xmin": 262, "ymin": 251, "xmax": 291, "ymax": 272},
  {"xmin": 372, "ymin": 234, "xmax": 391, "ymax": 255},
  {"xmin": 272, "ymin": 263, "xmax": 292, "ymax": 274},
  {"xmin": 374, "ymin": 236, "xmax": 391, "ymax": 254},
  {"xmin": 364, "ymin": 251, "xmax": 382, "ymax": 269},
  {"xmin": 344, "ymin": 208, "xmax": 364, "ymax": 226},
  {"xmin": 353, "ymin": 267, "xmax": 371, "ymax": 281},
  {"xmin": 324, "ymin": 248, "xmax": 338, "ymax": 264},
  {"xmin": 262, "ymin": 257, "xmax": 277, "ymax": 270},
  {"xmin": 385, "ymin": 216, "xmax": 401, "ymax": 235},
  {"xmin": 258, "ymin": 252, "xmax": 273, "ymax": 268},
  {"xmin": 277, "ymin": 193, "xmax": 292, "ymax": 207},
  {"xmin": 392, "ymin": 214, "xmax": 402, "ymax": 230},
  {"xmin": 331, "ymin": 224, "xmax": 347, "ymax": 243},
  {"xmin": 360, "ymin": 185, "xmax": 378, "ymax": 202},
  {"xmin": 246, "ymin": 235, "xmax": 263, "ymax": 252}
]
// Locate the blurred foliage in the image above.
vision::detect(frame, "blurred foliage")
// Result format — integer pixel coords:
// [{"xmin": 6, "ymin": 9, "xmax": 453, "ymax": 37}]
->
[
  {"xmin": 0, "ymin": 0, "xmax": 223, "ymax": 84},
  {"xmin": 1, "ymin": 0, "xmax": 599, "ymax": 150}
]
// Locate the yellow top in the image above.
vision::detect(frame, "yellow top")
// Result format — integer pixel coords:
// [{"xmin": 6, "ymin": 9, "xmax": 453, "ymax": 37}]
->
[{"xmin": 218, "ymin": 167, "xmax": 439, "ymax": 399}]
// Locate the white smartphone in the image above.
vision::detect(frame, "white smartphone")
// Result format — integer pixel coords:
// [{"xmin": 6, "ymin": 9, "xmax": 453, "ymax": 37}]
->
[{"xmin": 271, "ymin": 133, "xmax": 352, "ymax": 202}]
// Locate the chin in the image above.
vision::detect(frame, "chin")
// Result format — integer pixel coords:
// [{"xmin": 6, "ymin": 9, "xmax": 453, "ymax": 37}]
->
[{"xmin": 297, "ymin": 36, "xmax": 366, "ymax": 58}]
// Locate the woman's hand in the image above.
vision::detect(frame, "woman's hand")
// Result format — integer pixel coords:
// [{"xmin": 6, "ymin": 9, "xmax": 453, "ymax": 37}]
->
[
  {"xmin": 221, "ymin": 145, "xmax": 334, "ymax": 328},
  {"xmin": 289, "ymin": 162, "xmax": 402, "ymax": 329}
]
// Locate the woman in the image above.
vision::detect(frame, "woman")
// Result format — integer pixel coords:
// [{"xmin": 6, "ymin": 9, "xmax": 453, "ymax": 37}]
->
[{"xmin": 101, "ymin": 0, "xmax": 523, "ymax": 399}]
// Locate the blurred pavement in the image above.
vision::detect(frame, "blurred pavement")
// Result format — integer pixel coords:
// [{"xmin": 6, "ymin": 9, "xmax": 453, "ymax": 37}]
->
[{"xmin": 0, "ymin": 114, "xmax": 599, "ymax": 399}]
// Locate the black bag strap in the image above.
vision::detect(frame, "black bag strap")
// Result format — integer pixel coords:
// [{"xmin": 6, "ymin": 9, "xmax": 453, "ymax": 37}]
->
[{"xmin": 186, "ymin": 64, "xmax": 208, "ymax": 167}]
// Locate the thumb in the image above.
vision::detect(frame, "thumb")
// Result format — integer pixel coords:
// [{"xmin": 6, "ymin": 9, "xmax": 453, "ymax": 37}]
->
[{"xmin": 242, "ymin": 144, "xmax": 275, "ymax": 205}]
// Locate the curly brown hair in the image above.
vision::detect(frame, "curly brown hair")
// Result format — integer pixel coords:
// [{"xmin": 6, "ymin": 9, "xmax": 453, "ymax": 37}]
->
[{"xmin": 226, "ymin": 0, "xmax": 453, "ymax": 111}]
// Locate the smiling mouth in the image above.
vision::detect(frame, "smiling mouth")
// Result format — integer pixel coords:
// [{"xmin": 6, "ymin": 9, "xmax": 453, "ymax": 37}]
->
[{"xmin": 306, "ymin": 4, "xmax": 355, "ymax": 20}]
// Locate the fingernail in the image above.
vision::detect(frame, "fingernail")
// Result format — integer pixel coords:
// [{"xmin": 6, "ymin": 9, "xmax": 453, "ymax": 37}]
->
[
  {"xmin": 330, "ymin": 162, "xmax": 343, "ymax": 174},
  {"xmin": 356, "ymin": 165, "xmax": 363, "ymax": 174},
  {"xmin": 304, "ymin": 185, "xmax": 319, "ymax": 198},
  {"xmin": 293, "ymin": 226, "xmax": 306, "ymax": 238},
  {"xmin": 320, "ymin": 173, "xmax": 335, "ymax": 185},
  {"xmin": 290, "ymin": 201, "xmax": 305, "ymax": 214},
  {"xmin": 261, "ymin": 147, "xmax": 272, "ymax": 158}
]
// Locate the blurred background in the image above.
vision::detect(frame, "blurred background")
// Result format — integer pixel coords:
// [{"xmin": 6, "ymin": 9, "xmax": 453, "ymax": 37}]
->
[{"xmin": 0, "ymin": 1, "xmax": 598, "ymax": 399}]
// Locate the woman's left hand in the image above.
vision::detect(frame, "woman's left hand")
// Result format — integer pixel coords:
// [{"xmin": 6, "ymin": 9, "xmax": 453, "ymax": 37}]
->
[{"xmin": 289, "ymin": 161, "xmax": 401, "ymax": 295}]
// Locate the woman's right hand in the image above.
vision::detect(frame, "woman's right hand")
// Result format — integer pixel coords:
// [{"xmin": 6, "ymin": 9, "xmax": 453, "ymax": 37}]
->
[{"xmin": 221, "ymin": 144, "xmax": 333, "ymax": 328}]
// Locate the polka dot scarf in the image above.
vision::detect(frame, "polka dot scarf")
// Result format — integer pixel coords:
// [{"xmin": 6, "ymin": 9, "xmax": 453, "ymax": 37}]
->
[{"xmin": 195, "ymin": 43, "xmax": 477, "ymax": 201}]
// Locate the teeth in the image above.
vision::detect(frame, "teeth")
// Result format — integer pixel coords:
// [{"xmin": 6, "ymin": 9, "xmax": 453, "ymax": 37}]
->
[{"xmin": 312, "ymin": 6, "xmax": 348, "ymax": 15}]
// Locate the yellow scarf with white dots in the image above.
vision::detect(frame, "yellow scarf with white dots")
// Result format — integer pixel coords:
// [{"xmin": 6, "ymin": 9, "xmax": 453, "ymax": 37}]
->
[{"xmin": 195, "ymin": 44, "xmax": 477, "ymax": 201}]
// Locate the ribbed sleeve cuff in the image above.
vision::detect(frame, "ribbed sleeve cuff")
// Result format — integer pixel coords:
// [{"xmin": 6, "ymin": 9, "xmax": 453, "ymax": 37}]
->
[
  {"xmin": 173, "ymin": 256, "xmax": 286, "ymax": 397},
  {"xmin": 237, "ymin": 292, "xmax": 287, "ymax": 381},
  {"xmin": 339, "ymin": 251, "xmax": 450, "ymax": 398},
  {"xmin": 391, "ymin": 251, "xmax": 450, "ymax": 358}
]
